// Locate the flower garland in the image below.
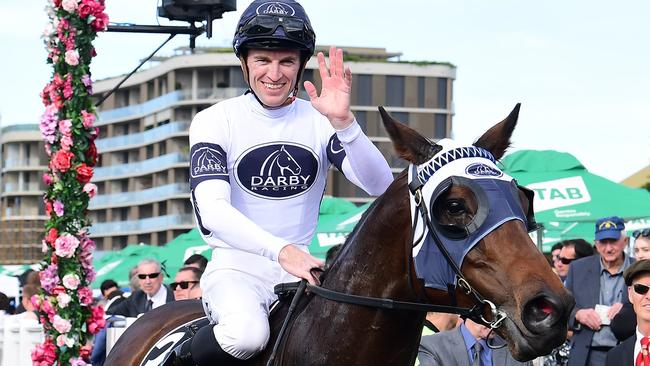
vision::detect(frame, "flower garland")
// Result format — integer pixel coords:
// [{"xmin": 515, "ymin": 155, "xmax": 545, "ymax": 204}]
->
[{"xmin": 34, "ymin": 0, "xmax": 108, "ymax": 365}]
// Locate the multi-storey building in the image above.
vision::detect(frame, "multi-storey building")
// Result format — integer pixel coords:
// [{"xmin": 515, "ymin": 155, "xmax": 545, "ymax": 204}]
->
[
  {"xmin": 0, "ymin": 46, "xmax": 455, "ymax": 258},
  {"xmin": 0, "ymin": 124, "xmax": 49, "ymax": 263}
]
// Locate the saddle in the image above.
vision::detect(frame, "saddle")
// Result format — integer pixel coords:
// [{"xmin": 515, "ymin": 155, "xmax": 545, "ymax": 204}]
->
[{"xmin": 147, "ymin": 282, "xmax": 305, "ymax": 366}]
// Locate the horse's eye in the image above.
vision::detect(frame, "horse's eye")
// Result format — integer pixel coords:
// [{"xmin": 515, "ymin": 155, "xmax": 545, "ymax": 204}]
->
[{"xmin": 445, "ymin": 199, "xmax": 466, "ymax": 216}]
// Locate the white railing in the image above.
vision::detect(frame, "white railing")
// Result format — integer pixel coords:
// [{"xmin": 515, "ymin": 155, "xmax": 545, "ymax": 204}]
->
[{"xmin": 1, "ymin": 315, "xmax": 43, "ymax": 366}]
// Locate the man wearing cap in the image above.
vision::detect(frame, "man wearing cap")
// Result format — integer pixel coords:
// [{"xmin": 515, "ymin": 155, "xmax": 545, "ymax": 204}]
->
[
  {"xmin": 606, "ymin": 260, "xmax": 650, "ymax": 365},
  {"xmin": 565, "ymin": 216, "xmax": 633, "ymax": 366}
]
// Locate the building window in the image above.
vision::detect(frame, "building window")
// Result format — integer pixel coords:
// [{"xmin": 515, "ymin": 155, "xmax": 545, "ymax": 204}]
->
[
  {"xmin": 417, "ymin": 77, "xmax": 425, "ymax": 108},
  {"xmin": 356, "ymin": 111, "xmax": 367, "ymax": 131},
  {"xmin": 437, "ymin": 78, "xmax": 447, "ymax": 109},
  {"xmin": 391, "ymin": 111, "xmax": 409, "ymax": 126},
  {"xmin": 434, "ymin": 114, "xmax": 447, "ymax": 139},
  {"xmin": 230, "ymin": 66, "xmax": 246, "ymax": 88},
  {"xmin": 357, "ymin": 75, "xmax": 372, "ymax": 106},
  {"xmin": 385, "ymin": 76, "xmax": 404, "ymax": 107}
]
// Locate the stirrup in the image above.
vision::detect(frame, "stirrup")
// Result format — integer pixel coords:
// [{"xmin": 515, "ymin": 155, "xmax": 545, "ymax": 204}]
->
[{"xmin": 161, "ymin": 339, "xmax": 194, "ymax": 366}]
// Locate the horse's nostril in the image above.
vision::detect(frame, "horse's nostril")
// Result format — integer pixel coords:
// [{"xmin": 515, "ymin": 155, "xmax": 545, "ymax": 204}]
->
[{"xmin": 523, "ymin": 295, "xmax": 561, "ymax": 333}]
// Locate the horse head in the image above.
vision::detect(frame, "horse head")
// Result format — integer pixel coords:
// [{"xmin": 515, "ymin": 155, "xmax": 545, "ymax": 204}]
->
[{"xmin": 379, "ymin": 104, "xmax": 574, "ymax": 361}]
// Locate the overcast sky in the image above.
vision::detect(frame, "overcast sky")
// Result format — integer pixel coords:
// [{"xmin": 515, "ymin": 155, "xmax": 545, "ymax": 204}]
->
[{"xmin": 1, "ymin": 0, "xmax": 648, "ymax": 182}]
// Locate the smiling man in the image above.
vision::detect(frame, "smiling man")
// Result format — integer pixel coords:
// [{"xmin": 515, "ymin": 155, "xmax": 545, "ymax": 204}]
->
[
  {"xmin": 606, "ymin": 260, "xmax": 650, "ymax": 365},
  {"xmin": 166, "ymin": 1, "xmax": 394, "ymax": 365}
]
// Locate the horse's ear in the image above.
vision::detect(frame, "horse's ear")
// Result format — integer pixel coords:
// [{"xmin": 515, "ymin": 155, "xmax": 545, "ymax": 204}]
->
[
  {"xmin": 473, "ymin": 103, "xmax": 520, "ymax": 160},
  {"xmin": 379, "ymin": 106, "xmax": 441, "ymax": 165}
]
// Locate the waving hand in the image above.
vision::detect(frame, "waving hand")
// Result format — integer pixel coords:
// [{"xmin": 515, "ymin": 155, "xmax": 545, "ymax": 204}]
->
[{"xmin": 304, "ymin": 46, "xmax": 355, "ymax": 130}]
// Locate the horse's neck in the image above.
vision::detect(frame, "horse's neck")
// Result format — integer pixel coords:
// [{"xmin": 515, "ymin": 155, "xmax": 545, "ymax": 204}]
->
[
  {"xmin": 327, "ymin": 178, "xmax": 414, "ymax": 298},
  {"xmin": 282, "ymin": 178, "xmax": 425, "ymax": 365}
]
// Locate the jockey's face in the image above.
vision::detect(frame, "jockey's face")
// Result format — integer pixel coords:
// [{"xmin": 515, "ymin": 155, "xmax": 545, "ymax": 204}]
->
[
  {"xmin": 138, "ymin": 262, "xmax": 163, "ymax": 297},
  {"xmin": 245, "ymin": 48, "xmax": 301, "ymax": 107}
]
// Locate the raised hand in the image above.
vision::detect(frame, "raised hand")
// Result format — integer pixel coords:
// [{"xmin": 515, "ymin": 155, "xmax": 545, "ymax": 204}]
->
[{"xmin": 304, "ymin": 46, "xmax": 355, "ymax": 130}]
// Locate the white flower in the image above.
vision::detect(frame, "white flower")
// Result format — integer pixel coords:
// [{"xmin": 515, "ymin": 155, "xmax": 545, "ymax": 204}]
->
[{"xmin": 61, "ymin": 0, "xmax": 79, "ymax": 13}]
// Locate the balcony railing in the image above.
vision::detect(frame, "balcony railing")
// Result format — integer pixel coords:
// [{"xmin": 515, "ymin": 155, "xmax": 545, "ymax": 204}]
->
[
  {"xmin": 93, "ymin": 152, "xmax": 188, "ymax": 180},
  {"xmin": 89, "ymin": 183, "xmax": 189, "ymax": 209},
  {"xmin": 95, "ymin": 121, "xmax": 190, "ymax": 151},
  {"xmin": 89, "ymin": 213, "xmax": 194, "ymax": 236},
  {"xmin": 3, "ymin": 158, "xmax": 46, "ymax": 169},
  {"xmin": 2, "ymin": 182, "xmax": 43, "ymax": 193},
  {"xmin": 98, "ymin": 88, "xmax": 247, "ymax": 122}
]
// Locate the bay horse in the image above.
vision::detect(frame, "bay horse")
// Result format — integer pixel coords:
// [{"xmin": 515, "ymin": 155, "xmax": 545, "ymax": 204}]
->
[{"xmin": 105, "ymin": 105, "xmax": 574, "ymax": 366}]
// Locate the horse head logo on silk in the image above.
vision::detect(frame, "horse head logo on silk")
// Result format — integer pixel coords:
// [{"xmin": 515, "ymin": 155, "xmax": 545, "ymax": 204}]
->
[
  {"xmin": 235, "ymin": 142, "xmax": 319, "ymax": 200},
  {"xmin": 260, "ymin": 145, "xmax": 301, "ymax": 176}
]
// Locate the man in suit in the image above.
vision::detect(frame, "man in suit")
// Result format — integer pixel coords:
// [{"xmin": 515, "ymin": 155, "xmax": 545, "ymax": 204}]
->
[
  {"xmin": 107, "ymin": 258, "xmax": 174, "ymax": 317},
  {"xmin": 565, "ymin": 216, "xmax": 633, "ymax": 366},
  {"xmin": 606, "ymin": 259, "xmax": 650, "ymax": 365},
  {"xmin": 417, "ymin": 318, "xmax": 531, "ymax": 366}
]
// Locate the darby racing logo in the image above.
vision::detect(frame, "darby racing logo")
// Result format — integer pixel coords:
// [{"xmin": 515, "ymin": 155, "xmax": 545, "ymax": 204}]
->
[
  {"xmin": 465, "ymin": 163, "xmax": 503, "ymax": 177},
  {"xmin": 256, "ymin": 2, "xmax": 296, "ymax": 16},
  {"xmin": 235, "ymin": 142, "xmax": 318, "ymax": 199},
  {"xmin": 191, "ymin": 145, "xmax": 227, "ymax": 179}
]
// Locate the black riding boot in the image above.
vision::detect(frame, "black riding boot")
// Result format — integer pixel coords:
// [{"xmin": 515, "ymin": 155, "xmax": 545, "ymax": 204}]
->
[
  {"xmin": 161, "ymin": 338, "xmax": 194, "ymax": 366},
  {"xmin": 191, "ymin": 325, "xmax": 242, "ymax": 366}
]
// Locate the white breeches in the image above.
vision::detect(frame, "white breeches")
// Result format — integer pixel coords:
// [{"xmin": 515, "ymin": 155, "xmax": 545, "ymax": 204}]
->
[{"xmin": 200, "ymin": 247, "xmax": 299, "ymax": 360}]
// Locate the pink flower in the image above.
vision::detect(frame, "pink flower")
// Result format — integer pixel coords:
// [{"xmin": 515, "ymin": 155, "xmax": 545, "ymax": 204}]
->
[
  {"xmin": 56, "ymin": 293, "xmax": 71, "ymax": 308},
  {"xmin": 31, "ymin": 339, "xmax": 56, "ymax": 365},
  {"xmin": 83, "ymin": 183, "xmax": 97, "ymax": 198},
  {"xmin": 61, "ymin": 0, "xmax": 78, "ymax": 13},
  {"xmin": 42, "ymin": 173, "xmax": 53, "ymax": 185},
  {"xmin": 56, "ymin": 334, "xmax": 75, "ymax": 347},
  {"xmin": 39, "ymin": 264, "xmax": 60, "ymax": 292},
  {"xmin": 62, "ymin": 273, "xmax": 80, "ymax": 290},
  {"xmin": 78, "ymin": 287, "xmax": 93, "ymax": 306},
  {"xmin": 64, "ymin": 49, "xmax": 79, "ymax": 66},
  {"xmin": 53, "ymin": 200, "xmax": 64, "ymax": 216},
  {"xmin": 54, "ymin": 234, "xmax": 79, "ymax": 258},
  {"xmin": 58, "ymin": 119, "xmax": 72, "ymax": 136},
  {"xmin": 52, "ymin": 315, "xmax": 71, "ymax": 334},
  {"xmin": 61, "ymin": 134, "xmax": 74, "ymax": 151},
  {"xmin": 70, "ymin": 357, "xmax": 89, "ymax": 366},
  {"xmin": 40, "ymin": 104, "xmax": 58, "ymax": 144},
  {"xmin": 81, "ymin": 110, "xmax": 95, "ymax": 128},
  {"xmin": 86, "ymin": 305, "xmax": 106, "ymax": 334},
  {"xmin": 50, "ymin": 150, "xmax": 74, "ymax": 173},
  {"xmin": 91, "ymin": 12, "xmax": 109, "ymax": 31}
]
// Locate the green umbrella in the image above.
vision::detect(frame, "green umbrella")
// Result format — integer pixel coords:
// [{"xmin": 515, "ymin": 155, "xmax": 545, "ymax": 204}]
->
[
  {"xmin": 500, "ymin": 150, "xmax": 650, "ymax": 252},
  {"xmin": 157, "ymin": 229, "xmax": 212, "ymax": 277},
  {"xmin": 93, "ymin": 244, "xmax": 160, "ymax": 289}
]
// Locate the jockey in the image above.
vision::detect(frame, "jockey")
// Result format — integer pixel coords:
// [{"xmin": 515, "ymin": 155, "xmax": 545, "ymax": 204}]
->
[{"xmin": 164, "ymin": 0, "xmax": 393, "ymax": 365}]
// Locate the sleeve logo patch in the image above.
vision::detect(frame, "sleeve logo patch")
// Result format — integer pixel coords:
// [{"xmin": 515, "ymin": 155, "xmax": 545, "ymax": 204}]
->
[{"xmin": 191, "ymin": 145, "xmax": 228, "ymax": 178}]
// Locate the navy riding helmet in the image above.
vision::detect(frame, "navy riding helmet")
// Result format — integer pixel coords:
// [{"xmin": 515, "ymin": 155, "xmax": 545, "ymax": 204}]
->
[{"xmin": 233, "ymin": 0, "xmax": 316, "ymax": 59}]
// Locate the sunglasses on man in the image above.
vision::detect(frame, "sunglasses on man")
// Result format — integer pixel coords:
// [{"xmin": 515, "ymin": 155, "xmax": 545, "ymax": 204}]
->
[
  {"xmin": 633, "ymin": 283, "xmax": 650, "ymax": 295},
  {"xmin": 633, "ymin": 229, "xmax": 650, "ymax": 239},
  {"xmin": 170, "ymin": 281, "xmax": 199, "ymax": 291},
  {"xmin": 138, "ymin": 272, "xmax": 161, "ymax": 280},
  {"xmin": 558, "ymin": 257, "xmax": 575, "ymax": 265}
]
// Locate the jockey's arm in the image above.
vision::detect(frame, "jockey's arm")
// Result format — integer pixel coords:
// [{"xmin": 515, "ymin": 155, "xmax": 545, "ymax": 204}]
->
[
  {"xmin": 335, "ymin": 121, "xmax": 393, "ymax": 196},
  {"xmin": 193, "ymin": 180, "xmax": 288, "ymax": 261}
]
